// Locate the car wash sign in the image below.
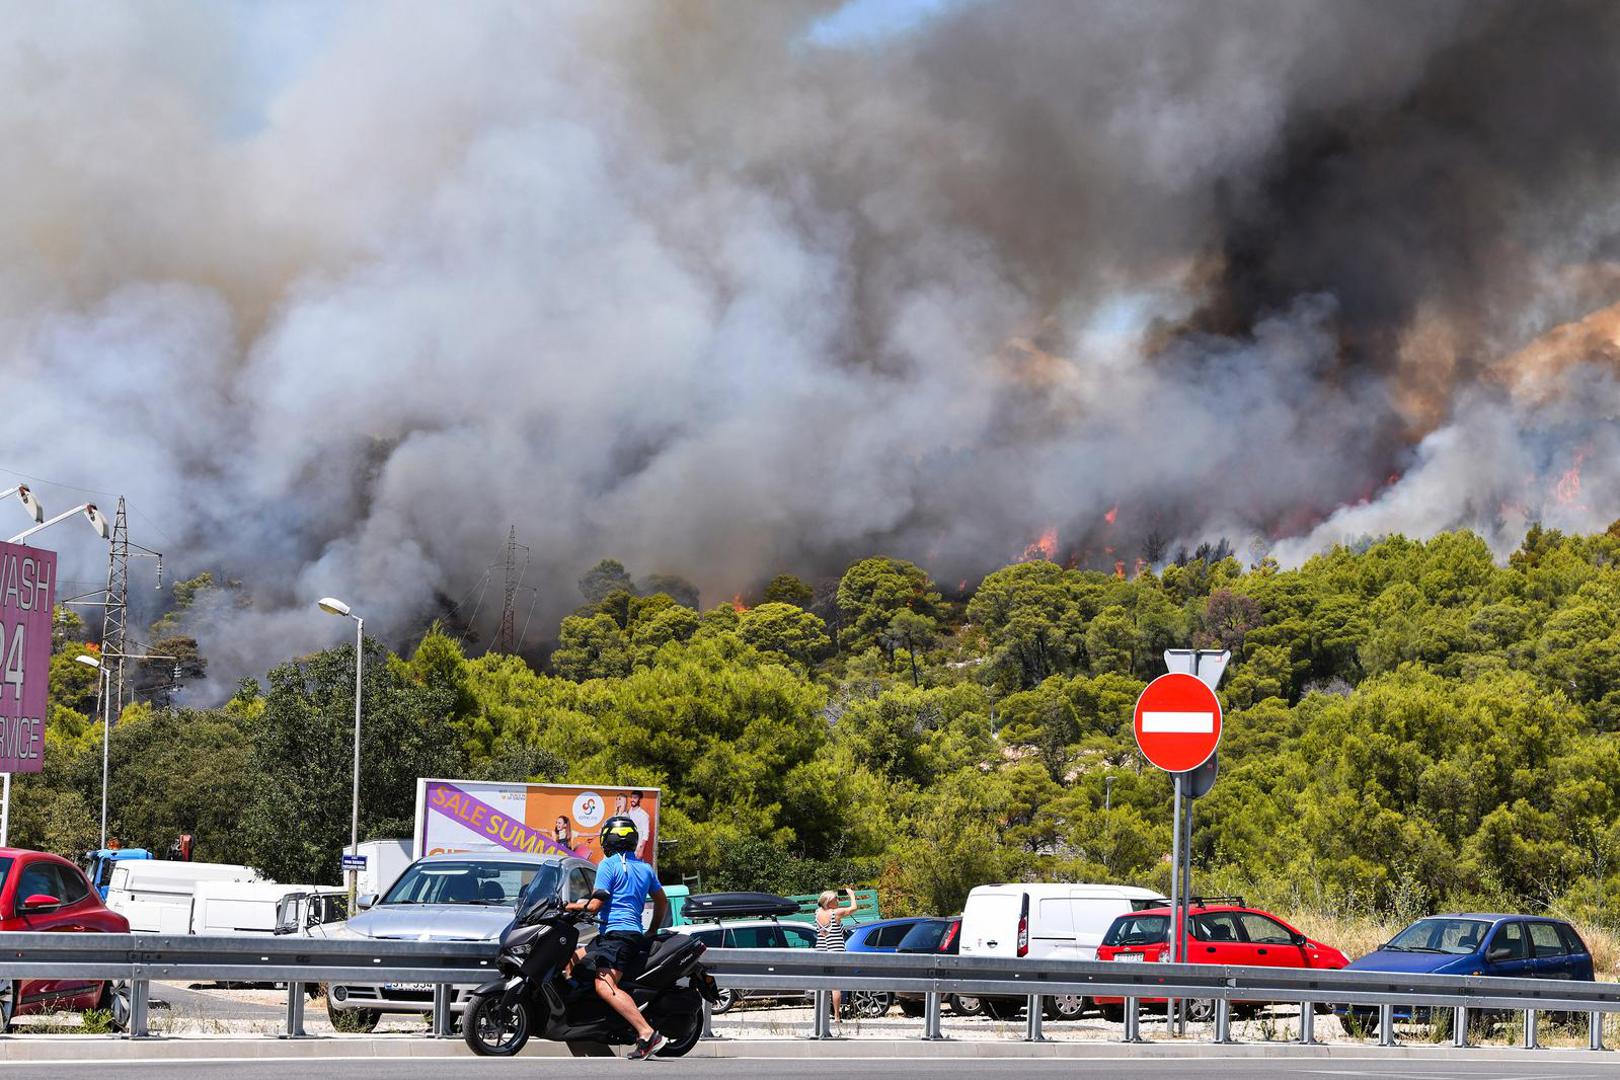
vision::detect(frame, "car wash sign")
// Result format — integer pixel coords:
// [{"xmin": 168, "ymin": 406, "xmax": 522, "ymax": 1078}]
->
[{"xmin": 0, "ymin": 542, "xmax": 54, "ymax": 773}]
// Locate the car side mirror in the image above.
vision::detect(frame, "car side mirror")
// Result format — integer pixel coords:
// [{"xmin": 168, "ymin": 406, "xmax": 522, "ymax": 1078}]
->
[
  {"xmin": 21, "ymin": 894, "xmax": 61, "ymax": 912},
  {"xmin": 1291, "ymin": 932, "xmax": 1308, "ymax": 947},
  {"xmin": 357, "ymin": 893, "xmax": 377, "ymax": 911},
  {"xmin": 1485, "ymin": 946, "xmax": 1512, "ymax": 962}
]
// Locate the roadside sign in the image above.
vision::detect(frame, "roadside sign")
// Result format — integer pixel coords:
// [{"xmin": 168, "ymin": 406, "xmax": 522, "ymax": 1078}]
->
[
  {"xmin": 0, "ymin": 542, "xmax": 55, "ymax": 774},
  {"xmin": 1133, "ymin": 672, "xmax": 1222, "ymax": 773},
  {"xmin": 340, "ymin": 854, "xmax": 367, "ymax": 871},
  {"xmin": 1183, "ymin": 752, "xmax": 1219, "ymax": 799},
  {"xmin": 1162, "ymin": 649, "xmax": 1230, "ymax": 691}
]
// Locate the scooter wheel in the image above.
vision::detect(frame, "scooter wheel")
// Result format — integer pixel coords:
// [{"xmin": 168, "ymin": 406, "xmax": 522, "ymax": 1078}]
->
[{"xmin": 463, "ymin": 993, "xmax": 531, "ymax": 1057}]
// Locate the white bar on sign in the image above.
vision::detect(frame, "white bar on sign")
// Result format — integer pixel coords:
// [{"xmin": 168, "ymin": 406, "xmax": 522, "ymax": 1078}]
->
[{"xmin": 1142, "ymin": 711, "xmax": 1215, "ymax": 733}]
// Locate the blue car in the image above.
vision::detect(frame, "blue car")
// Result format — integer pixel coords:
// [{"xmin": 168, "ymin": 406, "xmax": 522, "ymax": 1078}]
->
[
  {"xmin": 1336, "ymin": 914, "xmax": 1593, "ymax": 1035},
  {"xmin": 845, "ymin": 917, "xmax": 935, "ymax": 953}
]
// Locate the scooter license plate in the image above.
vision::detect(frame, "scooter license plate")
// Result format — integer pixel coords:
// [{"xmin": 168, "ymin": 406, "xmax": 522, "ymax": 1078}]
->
[{"xmin": 384, "ymin": 982, "xmax": 434, "ymax": 991}]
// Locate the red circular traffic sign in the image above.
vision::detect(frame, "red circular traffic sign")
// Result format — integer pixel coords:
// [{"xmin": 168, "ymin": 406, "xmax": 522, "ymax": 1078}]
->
[{"xmin": 1133, "ymin": 672, "xmax": 1223, "ymax": 773}]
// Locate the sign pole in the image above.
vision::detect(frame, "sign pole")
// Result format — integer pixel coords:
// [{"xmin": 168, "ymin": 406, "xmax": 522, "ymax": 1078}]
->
[
  {"xmin": 1167, "ymin": 772, "xmax": 1183, "ymax": 1030},
  {"xmin": 0, "ymin": 772, "xmax": 9, "ymax": 847}
]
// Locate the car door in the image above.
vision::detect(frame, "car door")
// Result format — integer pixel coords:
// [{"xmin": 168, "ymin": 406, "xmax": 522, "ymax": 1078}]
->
[
  {"xmin": 1556, "ymin": 922, "xmax": 1595, "ymax": 981},
  {"xmin": 1236, "ymin": 912, "xmax": 1309, "ymax": 969},
  {"xmin": 1483, "ymin": 920, "xmax": 1535, "ymax": 979},
  {"xmin": 11, "ymin": 859, "xmax": 93, "ymax": 1005},
  {"xmin": 1191, "ymin": 912, "xmax": 1256, "ymax": 965},
  {"xmin": 1526, "ymin": 921, "xmax": 1573, "ymax": 981}
]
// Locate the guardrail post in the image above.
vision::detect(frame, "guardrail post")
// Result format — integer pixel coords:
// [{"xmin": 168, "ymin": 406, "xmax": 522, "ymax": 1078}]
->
[
  {"xmin": 1213, "ymin": 998, "xmax": 1234, "ymax": 1044},
  {"xmin": 1452, "ymin": 1006, "xmax": 1468, "ymax": 1048},
  {"xmin": 813, "ymin": 990, "xmax": 832, "ymax": 1039},
  {"xmin": 921, "ymin": 991, "xmax": 943, "ymax": 1041},
  {"xmin": 700, "ymin": 997, "xmax": 717, "ymax": 1040},
  {"xmin": 1298, "ymin": 1002, "xmax": 1315, "ymax": 1045},
  {"xmin": 1122, "ymin": 997, "xmax": 1144, "ymax": 1043},
  {"xmin": 1024, "ymin": 995, "xmax": 1044, "ymax": 1042},
  {"xmin": 1523, "ymin": 1008, "xmax": 1540, "ymax": 1050},
  {"xmin": 280, "ymin": 981, "xmax": 306, "ymax": 1038},
  {"xmin": 1589, "ymin": 1011, "xmax": 1605, "ymax": 1051},
  {"xmin": 430, "ymin": 984, "xmax": 454, "ymax": 1038},
  {"xmin": 127, "ymin": 979, "xmax": 150, "ymax": 1039},
  {"xmin": 1377, "ymin": 1003, "xmax": 1395, "ymax": 1047}
]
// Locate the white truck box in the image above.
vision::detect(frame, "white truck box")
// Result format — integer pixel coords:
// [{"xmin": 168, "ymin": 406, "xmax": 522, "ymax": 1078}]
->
[{"xmin": 107, "ymin": 861, "xmax": 261, "ymax": 935}]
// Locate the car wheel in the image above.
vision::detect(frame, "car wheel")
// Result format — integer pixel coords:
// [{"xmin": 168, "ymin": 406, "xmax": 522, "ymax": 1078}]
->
[
  {"xmin": 898, "ymin": 999, "xmax": 925, "ymax": 1018},
  {"xmin": 99, "ymin": 980, "xmax": 132, "ymax": 1032},
  {"xmin": 709, "ymin": 988, "xmax": 739, "ymax": 1015},
  {"xmin": 1184, "ymin": 999, "xmax": 1216, "ymax": 1024},
  {"xmin": 1099, "ymin": 1004, "xmax": 1124, "ymax": 1024},
  {"xmin": 1045, "ymin": 994, "xmax": 1086, "ymax": 1021},
  {"xmin": 947, "ymin": 994, "xmax": 982, "ymax": 1017},
  {"xmin": 0, "ymin": 978, "xmax": 13, "ymax": 1033},
  {"xmin": 848, "ymin": 990, "xmax": 892, "ymax": 1018},
  {"xmin": 327, "ymin": 998, "xmax": 381, "ymax": 1033}
]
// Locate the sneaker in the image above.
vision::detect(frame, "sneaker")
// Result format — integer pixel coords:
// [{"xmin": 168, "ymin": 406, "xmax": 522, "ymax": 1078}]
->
[{"xmin": 627, "ymin": 1031, "xmax": 665, "ymax": 1060}]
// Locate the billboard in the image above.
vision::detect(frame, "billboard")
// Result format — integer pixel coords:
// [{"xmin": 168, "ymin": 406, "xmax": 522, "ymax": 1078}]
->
[
  {"xmin": 414, "ymin": 778, "xmax": 660, "ymax": 868},
  {"xmin": 0, "ymin": 542, "xmax": 54, "ymax": 774}
]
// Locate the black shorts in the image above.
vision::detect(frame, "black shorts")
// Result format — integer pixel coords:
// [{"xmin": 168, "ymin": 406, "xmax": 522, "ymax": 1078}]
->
[{"xmin": 586, "ymin": 931, "xmax": 648, "ymax": 978}]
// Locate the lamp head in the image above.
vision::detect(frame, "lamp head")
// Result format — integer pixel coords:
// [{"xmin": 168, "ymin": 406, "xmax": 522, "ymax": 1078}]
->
[
  {"xmin": 83, "ymin": 504, "xmax": 110, "ymax": 540},
  {"xmin": 317, "ymin": 597, "xmax": 352, "ymax": 617},
  {"xmin": 75, "ymin": 654, "xmax": 101, "ymax": 669},
  {"xmin": 15, "ymin": 486, "xmax": 42, "ymax": 524}
]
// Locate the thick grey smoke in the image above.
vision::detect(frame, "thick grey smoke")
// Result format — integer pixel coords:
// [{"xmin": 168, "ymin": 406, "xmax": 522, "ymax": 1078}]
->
[{"xmin": 4, "ymin": 0, "xmax": 1620, "ymax": 690}]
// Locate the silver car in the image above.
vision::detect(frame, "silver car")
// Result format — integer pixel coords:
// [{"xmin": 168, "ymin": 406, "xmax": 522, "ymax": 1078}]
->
[{"xmin": 326, "ymin": 851, "xmax": 598, "ymax": 1032}]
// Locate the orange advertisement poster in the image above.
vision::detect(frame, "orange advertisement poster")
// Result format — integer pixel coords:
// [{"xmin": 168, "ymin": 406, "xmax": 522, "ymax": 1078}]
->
[{"xmin": 414, "ymin": 778, "xmax": 660, "ymax": 868}]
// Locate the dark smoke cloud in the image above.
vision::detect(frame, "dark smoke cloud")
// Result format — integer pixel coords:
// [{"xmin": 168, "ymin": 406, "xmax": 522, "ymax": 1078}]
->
[{"xmin": 3, "ymin": 0, "xmax": 1619, "ymax": 692}]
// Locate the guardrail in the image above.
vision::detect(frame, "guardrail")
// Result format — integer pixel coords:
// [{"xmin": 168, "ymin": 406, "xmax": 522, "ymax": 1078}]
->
[{"xmin": 0, "ymin": 935, "xmax": 1614, "ymax": 1053}]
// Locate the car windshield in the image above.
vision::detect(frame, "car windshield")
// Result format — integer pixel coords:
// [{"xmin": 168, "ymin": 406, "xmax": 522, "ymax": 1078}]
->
[
  {"xmin": 382, "ymin": 860, "xmax": 559, "ymax": 908},
  {"xmin": 1104, "ymin": 914, "xmax": 1169, "ymax": 947},
  {"xmin": 896, "ymin": 920, "xmax": 947, "ymax": 952},
  {"xmin": 1385, "ymin": 918, "xmax": 1490, "ymax": 954}
]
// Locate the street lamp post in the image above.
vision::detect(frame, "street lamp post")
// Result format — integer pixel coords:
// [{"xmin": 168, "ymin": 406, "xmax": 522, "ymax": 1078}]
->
[
  {"xmin": 76, "ymin": 654, "xmax": 112, "ymax": 847},
  {"xmin": 318, "ymin": 597, "xmax": 364, "ymax": 914}
]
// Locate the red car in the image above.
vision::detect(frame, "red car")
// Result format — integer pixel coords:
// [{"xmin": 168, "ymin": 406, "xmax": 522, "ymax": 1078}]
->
[
  {"xmin": 0, "ymin": 847, "xmax": 130, "ymax": 1030},
  {"xmin": 1093, "ymin": 898, "xmax": 1347, "ymax": 1022}
]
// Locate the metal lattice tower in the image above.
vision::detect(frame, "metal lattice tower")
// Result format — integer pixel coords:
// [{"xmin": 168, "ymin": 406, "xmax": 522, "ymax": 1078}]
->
[
  {"xmin": 496, "ymin": 525, "xmax": 526, "ymax": 654},
  {"xmin": 98, "ymin": 496, "xmax": 130, "ymax": 717}
]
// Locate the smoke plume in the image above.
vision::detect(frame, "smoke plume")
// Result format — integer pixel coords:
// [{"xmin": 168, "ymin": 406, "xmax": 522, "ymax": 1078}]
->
[{"xmin": 5, "ymin": 0, "xmax": 1620, "ymax": 689}]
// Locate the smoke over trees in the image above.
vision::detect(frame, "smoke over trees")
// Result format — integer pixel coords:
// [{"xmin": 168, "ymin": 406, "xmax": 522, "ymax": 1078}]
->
[{"xmin": 4, "ymin": 1, "xmax": 1620, "ymax": 685}]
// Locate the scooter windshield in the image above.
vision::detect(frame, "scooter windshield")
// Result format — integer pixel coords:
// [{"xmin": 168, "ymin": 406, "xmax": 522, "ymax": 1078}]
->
[{"xmin": 514, "ymin": 866, "xmax": 566, "ymax": 923}]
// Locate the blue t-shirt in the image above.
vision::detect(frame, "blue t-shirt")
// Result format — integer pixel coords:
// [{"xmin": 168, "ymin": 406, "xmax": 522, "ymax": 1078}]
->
[{"xmin": 595, "ymin": 853, "xmax": 662, "ymax": 934}]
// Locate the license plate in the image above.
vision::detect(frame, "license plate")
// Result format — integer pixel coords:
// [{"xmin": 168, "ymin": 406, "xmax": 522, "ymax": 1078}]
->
[
  {"xmin": 1113, "ymin": 954, "xmax": 1145, "ymax": 962},
  {"xmin": 383, "ymin": 982, "xmax": 433, "ymax": 992}
]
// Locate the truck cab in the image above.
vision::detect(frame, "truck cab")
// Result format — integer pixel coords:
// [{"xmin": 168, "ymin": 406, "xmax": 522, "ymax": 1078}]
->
[{"xmin": 83, "ymin": 848, "xmax": 155, "ymax": 901}]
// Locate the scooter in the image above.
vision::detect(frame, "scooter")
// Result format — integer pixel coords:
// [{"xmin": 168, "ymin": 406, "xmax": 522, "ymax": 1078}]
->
[{"xmin": 462, "ymin": 891, "xmax": 717, "ymax": 1058}]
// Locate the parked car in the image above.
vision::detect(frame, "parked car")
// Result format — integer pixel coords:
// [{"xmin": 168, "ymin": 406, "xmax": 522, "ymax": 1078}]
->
[
  {"xmin": 327, "ymin": 851, "xmax": 596, "ymax": 1032},
  {"xmin": 893, "ymin": 917, "xmax": 994, "ymax": 1018},
  {"xmin": 846, "ymin": 916, "xmax": 935, "ymax": 953},
  {"xmin": 1094, "ymin": 898, "xmax": 1349, "ymax": 1022},
  {"xmin": 673, "ymin": 917, "xmax": 819, "ymax": 1014},
  {"xmin": 960, "ymin": 883, "xmax": 1166, "ymax": 1021},
  {"xmin": 1335, "ymin": 914, "xmax": 1594, "ymax": 1037},
  {"xmin": 0, "ymin": 847, "xmax": 131, "ymax": 1031}
]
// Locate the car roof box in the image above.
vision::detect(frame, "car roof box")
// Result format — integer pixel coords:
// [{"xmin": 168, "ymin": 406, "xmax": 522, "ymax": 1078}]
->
[{"xmin": 684, "ymin": 891, "xmax": 799, "ymax": 920}]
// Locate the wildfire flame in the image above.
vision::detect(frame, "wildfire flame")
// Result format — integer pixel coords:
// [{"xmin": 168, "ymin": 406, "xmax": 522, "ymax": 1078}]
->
[
  {"xmin": 1554, "ymin": 447, "xmax": 1589, "ymax": 509},
  {"xmin": 1114, "ymin": 560, "xmax": 1127, "ymax": 579},
  {"xmin": 731, "ymin": 593, "xmax": 749, "ymax": 613},
  {"xmin": 1104, "ymin": 505, "xmax": 1118, "ymax": 525},
  {"xmin": 1022, "ymin": 526, "xmax": 1059, "ymax": 562}
]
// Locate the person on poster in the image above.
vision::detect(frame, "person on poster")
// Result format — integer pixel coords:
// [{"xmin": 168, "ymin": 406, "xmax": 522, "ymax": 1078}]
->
[
  {"xmin": 625, "ymin": 790, "xmax": 653, "ymax": 861},
  {"xmin": 554, "ymin": 815, "xmax": 589, "ymax": 859}
]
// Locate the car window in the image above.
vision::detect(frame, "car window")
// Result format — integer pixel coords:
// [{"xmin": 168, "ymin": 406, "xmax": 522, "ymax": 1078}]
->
[
  {"xmin": 55, "ymin": 864, "xmax": 89, "ymax": 904},
  {"xmin": 880, "ymin": 923, "xmax": 914, "ymax": 947},
  {"xmin": 1387, "ymin": 917, "xmax": 1489, "ymax": 954},
  {"xmin": 1491, "ymin": 921, "xmax": 1529, "ymax": 961},
  {"xmin": 690, "ymin": 929, "xmax": 722, "ymax": 946},
  {"xmin": 385, "ymin": 860, "xmax": 556, "ymax": 907},
  {"xmin": 1237, "ymin": 913, "xmax": 1295, "ymax": 945},
  {"xmin": 782, "ymin": 926, "xmax": 816, "ymax": 948},
  {"xmin": 1104, "ymin": 914, "xmax": 1168, "ymax": 946},
  {"xmin": 1191, "ymin": 913, "xmax": 1242, "ymax": 943},
  {"xmin": 1556, "ymin": 923, "xmax": 1587, "ymax": 956},
  {"xmin": 726, "ymin": 925, "xmax": 786, "ymax": 949},
  {"xmin": 16, "ymin": 860, "xmax": 61, "ymax": 903},
  {"xmin": 1528, "ymin": 922, "xmax": 1567, "ymax": 957},
  {"xmin": 896, "ymin": 920, "xmax": 948, "ymax": 952},
  {"xmin": 566, "ymin": 867, "xmax": 593, "ymax": 903}
]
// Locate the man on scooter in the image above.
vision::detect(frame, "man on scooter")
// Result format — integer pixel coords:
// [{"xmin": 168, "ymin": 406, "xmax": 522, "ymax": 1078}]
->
[{"xmin": 566, "ymin": 814, "xmax": 670, "ymax": 1060}]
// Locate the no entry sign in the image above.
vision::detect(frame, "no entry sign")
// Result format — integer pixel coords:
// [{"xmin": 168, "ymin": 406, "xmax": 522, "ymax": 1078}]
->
[
  {"xmin": 0, "ymin": 541, "xmax": 54, "ymax": 774},
  {"xmin": 1133, "ymin": 672, "xmax": 1222, "ymax": 773}
]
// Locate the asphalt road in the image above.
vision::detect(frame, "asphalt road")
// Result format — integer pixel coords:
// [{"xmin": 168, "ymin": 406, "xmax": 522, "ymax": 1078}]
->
[{"xmin": 12, "ymin": 1057, "xmax": 1619, "ymax": 1080}]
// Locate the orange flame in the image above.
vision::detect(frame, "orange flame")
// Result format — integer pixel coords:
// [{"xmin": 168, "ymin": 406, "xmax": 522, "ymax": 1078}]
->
[
  {"xmin": 1114, "ymin": 560, "xmax": 1127, "ymax": 579},
  {"xmin": 1104, "ymin": 505, "xmax": 1118, "ymax": 525},
  {"xmin": 1022, "ymin": 526, "xmax": 1059, "ymax": 562},
  {"xmin": 731, "ymin": 593, "xmax": 749, "ymax": 613},
  {"xmin": 1554, "ymin": 448, "xmax": 1589, "ymax": 508}
]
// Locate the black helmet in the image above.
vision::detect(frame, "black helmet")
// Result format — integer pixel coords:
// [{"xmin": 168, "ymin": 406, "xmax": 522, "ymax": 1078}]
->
[{"xmin": 599, "ymin": 815, "xmax": 639, "ymax": 856}]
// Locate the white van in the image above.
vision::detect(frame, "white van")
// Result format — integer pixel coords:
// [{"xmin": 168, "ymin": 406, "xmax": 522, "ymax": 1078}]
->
[
  {"xmin": 106, "ymin": 861, "xmax": 261, "ymax": 934},
  {"xmin": 960, "ymin": 883, "xmax": 1166, "ymax": 962},
  {"xmin": 192, "ymin": 880, "xmax": 348, "ymax": 936}
]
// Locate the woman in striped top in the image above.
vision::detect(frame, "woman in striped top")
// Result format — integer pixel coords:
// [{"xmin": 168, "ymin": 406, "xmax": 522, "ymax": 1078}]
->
[{"xmin": 815, "ymin": 887, "xmax": 859, "ymax": 1021}]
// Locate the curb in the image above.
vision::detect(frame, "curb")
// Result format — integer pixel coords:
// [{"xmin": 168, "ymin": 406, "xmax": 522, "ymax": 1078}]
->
[{"xmin": 0, "ymin": 1036, "xmax": 1612, "ymax": 1063}]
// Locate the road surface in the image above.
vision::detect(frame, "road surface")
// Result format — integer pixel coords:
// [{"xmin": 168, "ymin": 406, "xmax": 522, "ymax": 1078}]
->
[{"xmin": 9, "ymin": 1056, "xmax": 1616, "ymax": 1080}]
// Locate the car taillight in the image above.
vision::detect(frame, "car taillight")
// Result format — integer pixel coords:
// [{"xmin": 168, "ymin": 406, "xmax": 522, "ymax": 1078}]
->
[
  {"xmin": 940, "ymin": 921, "xmax": 959, "ymax": 952},
  {"xmin": 1016, "ymin": 894, "xmax": 1029, "ymax": 958}
]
